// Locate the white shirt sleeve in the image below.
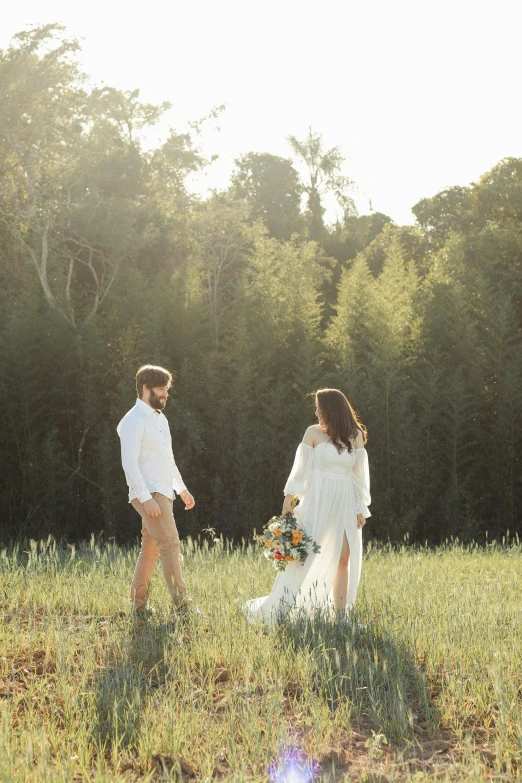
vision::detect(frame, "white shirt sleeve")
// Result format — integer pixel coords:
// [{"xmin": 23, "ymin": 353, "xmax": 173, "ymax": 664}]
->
[
  {"xmin": 352, "ymin": 447, "xmax": 371, "ymax": 518},
  {"xmin": 164, "ymin": 419, "xmax": 186, "ymax": 495},
  {"xmin": 284, "ymin": 443, "xmax": 314, "ymax": 497},
  {"xmin": 170, "ymin": 453, "xmax": 187, "ymax": 495},
  {"xmin": 118, "ymin": 416, "xmax": 153, "ymax": 504}
]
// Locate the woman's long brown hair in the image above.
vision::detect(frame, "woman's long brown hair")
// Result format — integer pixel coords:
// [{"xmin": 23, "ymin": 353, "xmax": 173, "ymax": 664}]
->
[{"xmin": 315, "ymin": 388, "xmax": 367, "ymax": 453}]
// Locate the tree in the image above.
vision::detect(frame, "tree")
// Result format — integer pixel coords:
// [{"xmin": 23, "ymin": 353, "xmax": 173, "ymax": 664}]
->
[
  {"xmin": 327, "ymin": 246, "xmax": 422, "ymax": 540},
  {"xmin": 474, "ymin": 157, "xmax": 522, "ymax": 226},
  {"xmin": 357, "ymin": 223, "xmax": 429, "ymax": 278},
  {"xmin": 412, "ymin": 186, "xmax": 476, "ymax": 248},
  {"xmin": 0, "ymin": 25, "xmax": 88, "ymax": 327},
  {"xmin": 2, "ymin": 23, "xmax": 522, "ymax": 545},
  {"xmin": 89, "ymin": 86, "xmax": 171, "ymax": 146},
  {"xmin": 0, "ymin": 26, "xmax": 170, "ymax": 332},
  {"xmin": 206, "ymin": 231, "xmax": 325, "ymax": 537},
  {"xmin": 190, "ymin": 195, "xmax": 251, "ymax": 348},
  {"xmin": 230, "ymin": 152, "xmax": 304, "ymax": 240},
  {"xmin": 288, "ymin": 127, "xmax": 355, "ymax": 239}
]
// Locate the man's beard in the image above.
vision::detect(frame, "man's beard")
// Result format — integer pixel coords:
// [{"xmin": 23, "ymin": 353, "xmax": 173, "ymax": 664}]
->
[{"xmin": 149, "ymin": 391, "xmax": 166, "ymax": 410}]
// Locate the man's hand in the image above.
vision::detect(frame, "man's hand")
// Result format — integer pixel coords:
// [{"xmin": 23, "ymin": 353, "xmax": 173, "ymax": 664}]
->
[
  {"xmin": 179, "ymin": 490, "xmax": 195, "ymax": 510},
  {"xmin": 143, "ymin": 498, "xmax": 161, "ymax": 518},
  {"xmin": 357, "ymin": 513, "xmax": 366, "ymax": 529}
]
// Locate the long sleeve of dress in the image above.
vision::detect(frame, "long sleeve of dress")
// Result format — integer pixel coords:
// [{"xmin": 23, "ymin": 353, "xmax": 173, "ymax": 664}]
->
[
  {"xmin": 284, "ymin": 443, "xmax": 314, "ymax": 497},
  {"xmin": 352, "ymin": 447, "xmax": 371, "ymax": 518}
]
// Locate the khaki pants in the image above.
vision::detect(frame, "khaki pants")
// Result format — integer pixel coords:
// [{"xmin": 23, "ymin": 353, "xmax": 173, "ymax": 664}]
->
[{"xmin": 130, "ymin": 492, "xmax": 188, "ymax": 611}]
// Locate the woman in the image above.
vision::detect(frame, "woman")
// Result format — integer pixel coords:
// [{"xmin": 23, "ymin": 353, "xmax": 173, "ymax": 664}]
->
[{"xmin": 245, "ymin": 388, "xmax": 371, "ymax": 623}]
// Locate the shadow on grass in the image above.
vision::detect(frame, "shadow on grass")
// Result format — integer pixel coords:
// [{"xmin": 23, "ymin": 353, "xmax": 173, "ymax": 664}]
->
[
  {"xmin": 275, "ymin": 610, "xmax": 441, "ymax": 747},
  {"xmin": 91, "ymin": 614, "xmax": 187, "ymax": 768}
]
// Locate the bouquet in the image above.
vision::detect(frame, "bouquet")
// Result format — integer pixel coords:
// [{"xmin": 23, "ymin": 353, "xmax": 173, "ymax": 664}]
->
[{"xmin": 259, "ymin": 513, "xmax": 321, "ymax": 572}]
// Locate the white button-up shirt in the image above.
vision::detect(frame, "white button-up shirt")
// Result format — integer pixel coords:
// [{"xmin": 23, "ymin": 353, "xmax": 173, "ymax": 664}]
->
[{"xmin": 117, "ymin": 399, "xmax": 186, "ymax": 503}]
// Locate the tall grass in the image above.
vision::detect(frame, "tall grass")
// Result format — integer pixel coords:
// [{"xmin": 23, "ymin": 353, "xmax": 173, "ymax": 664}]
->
[{"xmin": 1, "ymin": 535, "xmax": 521, "ymax": 781}]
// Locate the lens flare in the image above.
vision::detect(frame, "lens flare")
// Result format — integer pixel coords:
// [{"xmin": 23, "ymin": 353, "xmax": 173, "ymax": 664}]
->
[{"xmin": 269, "ymin": 750, "xmax": 315, "ymax": 783}]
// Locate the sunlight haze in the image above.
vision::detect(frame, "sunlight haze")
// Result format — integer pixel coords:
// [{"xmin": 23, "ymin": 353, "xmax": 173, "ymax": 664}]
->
[{"xmin": 3, "ymin": 0, "xmax": 521, "ymax": 225}]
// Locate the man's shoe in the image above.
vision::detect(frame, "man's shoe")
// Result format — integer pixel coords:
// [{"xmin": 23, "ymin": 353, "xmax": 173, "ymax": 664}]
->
[
  {"xmin": 175, "ymin": 597, "xmax": 205, "ymax": 617},
  {"xmin": 132, "ymin": 604, "xmax": 156, "ymax": 619},
  {"xmin": 175, "ymin": 595, "xmax": 193, "ymax": 613}
]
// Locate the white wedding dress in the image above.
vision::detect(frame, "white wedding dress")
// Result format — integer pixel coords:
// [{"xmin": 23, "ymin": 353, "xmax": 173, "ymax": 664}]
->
[{"xmin": 245, "ymin": 441, "xmax": 371, "ymax": 623}]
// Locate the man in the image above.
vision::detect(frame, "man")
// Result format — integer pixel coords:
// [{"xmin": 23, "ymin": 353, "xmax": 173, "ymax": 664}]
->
[{"xmin": 117, "ymin": 364, "xmax": 197, "ymax": 615}]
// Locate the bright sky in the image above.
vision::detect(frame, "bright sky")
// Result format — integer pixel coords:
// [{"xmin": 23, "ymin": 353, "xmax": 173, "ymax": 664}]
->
[{"xmin": 3, "ymin": 0, "xmax": 522, "ymax": 226}]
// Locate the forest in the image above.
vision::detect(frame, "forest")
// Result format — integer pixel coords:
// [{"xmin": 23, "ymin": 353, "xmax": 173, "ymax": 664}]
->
[{"xmin": 1, "ymin": 24, "xmax": 521, "ymax": 544}]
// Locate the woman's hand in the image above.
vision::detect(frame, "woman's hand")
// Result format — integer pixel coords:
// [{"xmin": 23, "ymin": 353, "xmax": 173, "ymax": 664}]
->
[
  {"xmin": 357, "ymin": 513, "xmax": 366, "ymax": 529},
  {"xmin": 282, "ymin": 495, "xmax": 295, "ymax": 516}
]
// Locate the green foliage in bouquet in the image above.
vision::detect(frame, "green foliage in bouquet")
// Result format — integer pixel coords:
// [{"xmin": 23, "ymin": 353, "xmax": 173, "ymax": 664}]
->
[{"xmin": 258, "ymin": 513, "xmax": 321, "ymax": 572}]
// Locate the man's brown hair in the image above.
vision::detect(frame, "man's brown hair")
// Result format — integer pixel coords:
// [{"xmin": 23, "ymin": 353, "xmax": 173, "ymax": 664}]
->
[{"xmin": 136, "ymin": 365, "xmax": 172, "ymax": 398}]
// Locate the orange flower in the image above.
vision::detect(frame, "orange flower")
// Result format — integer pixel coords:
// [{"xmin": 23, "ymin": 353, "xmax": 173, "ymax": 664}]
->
[
  {"xmin": 265, "ymin": 540, "xmax": 272, "ymax": 547},
  {"xmin": 285, "ymin": 555, "xmax": 294, "ymax": 561},
  {"xmin": 273, "ymin": 528, "xmax": 282, "ymax": 537}
]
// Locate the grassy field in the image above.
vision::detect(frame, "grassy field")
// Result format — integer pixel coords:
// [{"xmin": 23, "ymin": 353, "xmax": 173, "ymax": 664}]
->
[{"xmin": 1, "ymin": 534, "xmax": 521, "ymax": 782}]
